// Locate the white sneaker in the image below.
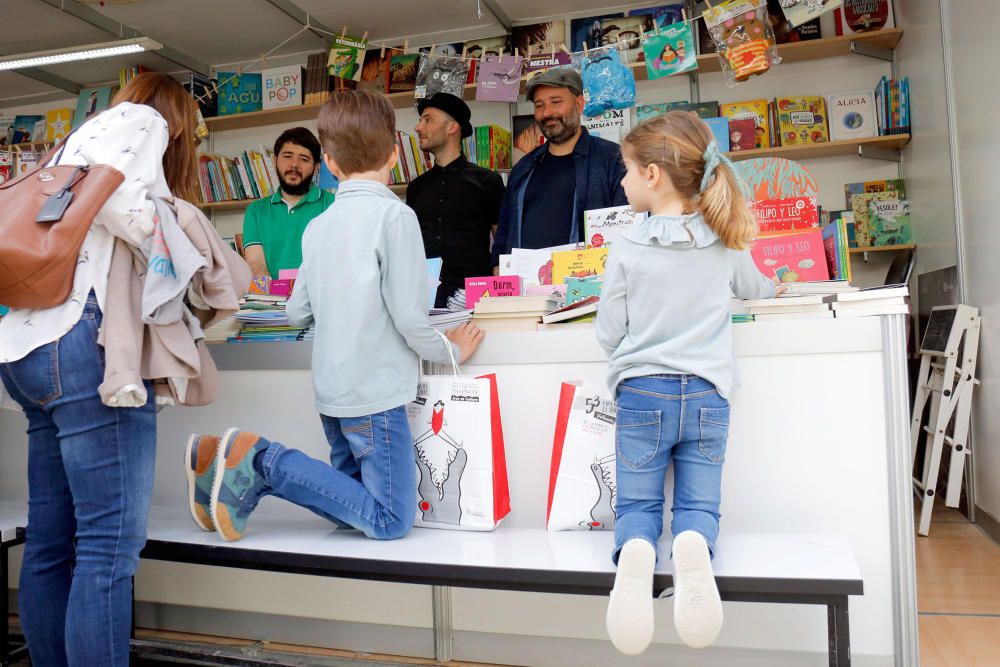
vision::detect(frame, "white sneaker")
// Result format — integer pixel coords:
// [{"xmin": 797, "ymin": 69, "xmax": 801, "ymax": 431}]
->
[
  {"xmin": 606, "ymin": 538, "xmax": 656, "ymax": 655},
  {"xmin": 671, "ymin": 530, "xmax": 723, "ymax": 648}
]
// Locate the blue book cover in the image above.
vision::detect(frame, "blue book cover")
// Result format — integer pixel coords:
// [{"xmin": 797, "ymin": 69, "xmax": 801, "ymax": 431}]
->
[
  {"xmin": 704, "ymin": 117, "xmax": 730, "ymax": 152},
  {"xmin": 318, "ymin": 160, "xmax": 338, "ymax": 191},
  {"xmin": 72, "ymin": 86, "xmax": 113, "ymax": 129},
  {"xmin": 217, "ymin": 72, "xmax": 263, "ymax": 116}
]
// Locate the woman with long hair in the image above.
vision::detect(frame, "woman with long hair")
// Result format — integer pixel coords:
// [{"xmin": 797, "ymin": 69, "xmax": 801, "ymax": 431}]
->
[{"xmin": 0, "ymin": 72, "xmax": 199, "ymax": 666}]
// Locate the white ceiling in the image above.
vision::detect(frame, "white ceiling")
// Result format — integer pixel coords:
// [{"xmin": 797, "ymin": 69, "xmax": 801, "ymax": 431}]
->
[{"xmin": 0, "ymin": 0, "xmax": 658, "ymax": 106}]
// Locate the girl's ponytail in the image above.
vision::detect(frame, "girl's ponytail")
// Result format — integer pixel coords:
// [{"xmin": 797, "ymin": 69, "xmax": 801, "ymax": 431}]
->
[{"xmin": 698, "ymin": 143, "xmax": 757, "ymax": 250}]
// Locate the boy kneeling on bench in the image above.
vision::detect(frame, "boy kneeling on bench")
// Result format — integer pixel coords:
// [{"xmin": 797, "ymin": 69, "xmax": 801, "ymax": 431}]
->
[{"xmin": 184, "ymin": 90, "xmax": 483, "ymax": 542}]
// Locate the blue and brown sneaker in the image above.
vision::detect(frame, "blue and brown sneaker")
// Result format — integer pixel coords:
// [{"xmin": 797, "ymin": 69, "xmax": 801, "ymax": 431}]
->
[
  {"xmin": 184, "ymin": 434, "xmax": 220, "ymax": 531},
  {"xmin": 210, "ymin": 428, "xmax": 272, "ymax": 542}
]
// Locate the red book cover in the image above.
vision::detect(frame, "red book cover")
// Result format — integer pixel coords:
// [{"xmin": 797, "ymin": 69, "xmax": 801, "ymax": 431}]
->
[
  {"xmin": 749, "ymin": 197, "xmax": 820, "ymax": 235},
  {"xmin": 465, "ymin": 275, "xmax": 522, "ymax": 309},
  {"xmin": 835, "ymin": 0, "xmax": 894, "ymax": 36},
  {"xmin": 728, "ymin": 119, "xmax": 757, "ymax": 152},
  {"xmin": 751, "ymin": 230, "xmax": 830, "ymax": 283}
]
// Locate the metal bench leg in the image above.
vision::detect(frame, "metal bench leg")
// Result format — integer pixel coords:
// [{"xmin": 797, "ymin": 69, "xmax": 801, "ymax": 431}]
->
[
  {"xmin": 827, "ymin": 596, "xmax": 851, "ymax": 667},
  {"xmin": 432, "ymin": 585, "xmax": 453, "ymax": 662}
]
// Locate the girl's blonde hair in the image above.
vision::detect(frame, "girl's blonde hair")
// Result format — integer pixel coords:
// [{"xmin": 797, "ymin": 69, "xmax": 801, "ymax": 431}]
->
[{"xmin": 622, "ymin": 111, "xmax": 756, "ymax": 250}]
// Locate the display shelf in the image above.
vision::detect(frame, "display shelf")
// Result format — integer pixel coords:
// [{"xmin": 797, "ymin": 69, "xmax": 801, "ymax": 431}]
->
[
  {"xmin": 205, "ymin": 30, "xmax": 904, "ymax": 132},
  {"xmin": 3, "ymin": 141, "xmax": 56, "ymax": 152},
  {"xmin": 728, "ymin": 134, "xmax": 909, "ymax": 161},
  {"xmin": 197, "ymin": 184, "xmax": 408, "ymax": 212},
  {"xmin": 848, "ymin": 244, "xmax": 915, "ymax": 255}
]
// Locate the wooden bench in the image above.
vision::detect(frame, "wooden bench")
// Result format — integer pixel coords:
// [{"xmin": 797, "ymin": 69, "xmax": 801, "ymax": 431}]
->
[
  {"xmin": 138, "ymin": 505, "xmax": 863, "ymax": 667},
  {"xmin": 0, "ymin": 501, "xmax": 26, "ymax": 667}
]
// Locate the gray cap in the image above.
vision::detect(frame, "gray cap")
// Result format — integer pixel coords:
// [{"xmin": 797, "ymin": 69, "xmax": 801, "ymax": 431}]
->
[{"xmin": 526, "ymin": 68, "xmax": 583, "ymax": 101}]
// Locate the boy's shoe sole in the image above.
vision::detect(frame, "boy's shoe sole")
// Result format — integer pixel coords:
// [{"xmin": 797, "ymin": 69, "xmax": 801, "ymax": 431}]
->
[
  {"xmin": 606, "ymin": 538, "xmax": 656, "ymax": 655},
  {"xmin": 672, "ymin": 530, "xmax": 723, "ymax": 649},
  {"xmin": 209, "ymin": 427, "xmax": 265, "ymax": 542},
  {"xmin": 184, "ymin": 434, "xmax": 219, "ymax": 532}
]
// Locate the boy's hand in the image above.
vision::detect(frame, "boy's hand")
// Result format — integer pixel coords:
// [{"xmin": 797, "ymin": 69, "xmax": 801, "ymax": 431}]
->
[{"xmin": 445, "ymin": 321, "xmax": 485, "ymax": 363}]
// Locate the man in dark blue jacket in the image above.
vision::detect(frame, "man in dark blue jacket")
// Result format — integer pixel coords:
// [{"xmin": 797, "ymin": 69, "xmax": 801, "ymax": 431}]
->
[{"xmin": 491, "ymin": 68, "xmax": 627, "ymax": 271}]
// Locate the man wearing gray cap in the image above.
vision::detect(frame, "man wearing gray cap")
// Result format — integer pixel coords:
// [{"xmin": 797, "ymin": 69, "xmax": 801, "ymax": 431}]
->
[{"xmin": 491, "ymin": 68, "xmax": 627, "ymax": 270}]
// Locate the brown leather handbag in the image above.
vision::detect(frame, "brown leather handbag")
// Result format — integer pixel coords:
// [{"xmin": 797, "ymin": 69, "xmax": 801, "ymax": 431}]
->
[{"xmin": 0, "ymin": 137, "xmax": 125, "ymax": 309}]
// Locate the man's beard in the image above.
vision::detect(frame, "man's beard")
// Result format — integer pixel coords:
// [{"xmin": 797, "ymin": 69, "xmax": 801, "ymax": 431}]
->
[
  {"xmin": 419, "ymin": 130, "xmax": 447, "ymax": 156},
  {"xmin": 539, "ymin": 113, "xmax": 580, "ymax": 145},
  {"xmin": 279, "ymin": 171, "xmax": 311, "ymax": 196}
]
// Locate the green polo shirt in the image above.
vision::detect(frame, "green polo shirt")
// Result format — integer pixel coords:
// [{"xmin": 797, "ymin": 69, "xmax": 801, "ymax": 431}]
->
[{"xmin": 242, "ymin": 185, "xmax": 336, "ymax": 278}]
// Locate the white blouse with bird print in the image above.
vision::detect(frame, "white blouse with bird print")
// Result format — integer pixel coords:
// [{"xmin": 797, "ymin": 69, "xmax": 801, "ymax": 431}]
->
[{"xmin": 0, "ymin": 102, "xmax": 171, "ymax": 366}]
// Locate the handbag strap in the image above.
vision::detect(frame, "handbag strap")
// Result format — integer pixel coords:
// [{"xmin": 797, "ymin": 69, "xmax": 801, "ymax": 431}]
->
[
  {"xmin": 38, "ymin": 127, "xmax": 78, "ymax": 168},
  {"xmin": 434, "ymin": 329, "xmax": 462, "ymax": 376}
]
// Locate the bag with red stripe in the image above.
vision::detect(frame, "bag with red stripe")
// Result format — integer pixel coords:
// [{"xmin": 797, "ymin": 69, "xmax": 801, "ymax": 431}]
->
[
  {"xmin": 406, "ymin": 344, "xmax": 510, "ymax": 531},
  {"xmin": 546, "ymin": 382, "xmax": 618, "ymax": 531}
]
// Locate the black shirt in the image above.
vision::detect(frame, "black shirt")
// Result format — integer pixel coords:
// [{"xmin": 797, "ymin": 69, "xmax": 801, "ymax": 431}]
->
[
  {"xmin": 521, "ymin": 152, "xmax": 577, "ymax": 249},
  {"xmin": 407, "ymin": 156, "xmax": 505, "ymax": 308}
]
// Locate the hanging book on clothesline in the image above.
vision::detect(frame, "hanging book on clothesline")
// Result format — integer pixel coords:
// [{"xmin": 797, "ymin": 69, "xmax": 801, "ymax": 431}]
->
[
  {"xmin": 573, "ymin": 46, "xmax": 636, "ymax": 118},
  {"xmin": 476, "ymin": 55, "xmax": 522, "ymax": 103},
  {"xmin": 415, "ymin": 55, "xmax": 470, "ymax": 99},
  {"xmin": 328, "ymin": 34, "xmax": 368, "ymax": 82},
  {"xmin": 642, "ymin": 20, "xmax": 697, "ymax": 79}
]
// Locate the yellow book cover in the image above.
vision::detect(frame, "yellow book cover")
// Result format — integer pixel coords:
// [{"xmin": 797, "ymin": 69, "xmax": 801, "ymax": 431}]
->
[
  {"xmin": 776, "ymin": 96, "xmax": 830, "ymax": 146},
  {"xmin": 552, "ymin": 247, "xmax": 609, "ymax": 285},
  {"xmin": 720, "ymin": 99, "xmax": 770, "ymax": 149},
  {"xmin": 46, "ymin": 108, "xmax": 73, "ymax": 142}
]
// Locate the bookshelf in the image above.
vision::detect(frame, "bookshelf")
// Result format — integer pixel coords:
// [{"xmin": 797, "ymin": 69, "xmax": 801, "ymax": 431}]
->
[
  {"xmin": 198, "ymin": 182, "xmax": 408, "ymax": 210},
  {"xmin": 729, "ymin": 134, "xmax": 910, "ymax": 162},
  {"xmin": 205, "ymin": 29, "xmax": 905, "ymax": 132},
  {"xmin": 848, "ymin": 244, "xmax": 915, "ymax": 254}
]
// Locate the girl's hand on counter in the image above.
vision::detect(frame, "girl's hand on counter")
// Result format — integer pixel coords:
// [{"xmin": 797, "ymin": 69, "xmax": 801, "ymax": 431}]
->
[{"xmin": 446, "ymin": 321, "xmax": 485, "ymax": 363}]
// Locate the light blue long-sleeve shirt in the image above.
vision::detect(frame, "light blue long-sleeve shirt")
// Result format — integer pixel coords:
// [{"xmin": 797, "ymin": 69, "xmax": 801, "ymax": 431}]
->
[
  {"xmin": 287, "ymin": 179, "xmax": 459, "ymax": 417},
  {"xmin": 596, "ymin": 212, "xmax": 775, "ymax": 399}
]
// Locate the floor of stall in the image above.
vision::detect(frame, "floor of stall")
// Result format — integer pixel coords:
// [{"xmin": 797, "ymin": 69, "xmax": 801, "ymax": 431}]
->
[{"xmin": 7, "ymin": 505, "xmax": 1000, "ymax": 666}]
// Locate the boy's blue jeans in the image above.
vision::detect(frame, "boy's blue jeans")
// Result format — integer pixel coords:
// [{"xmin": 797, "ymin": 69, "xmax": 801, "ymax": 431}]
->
[
  {"xmin": 260, "ymin": 406, "xmax": 417, "ymax": 540},
  {"xmin": 613, "ymin": 374, "xmax": 730, "ymax": 563},
  {"xmin": 0, "ymin": 296, "xmax": 156, "ymax": 667}
]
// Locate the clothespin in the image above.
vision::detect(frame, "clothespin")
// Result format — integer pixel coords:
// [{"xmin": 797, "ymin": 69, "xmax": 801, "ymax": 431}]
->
[
  {"xmin": 403, "ymin": 39, "xmax": 409, "ymax": 54},
  {"xmin": 261, "ymin": 51, "xmax": 267, "ymax": 66},
  {"xmin": 461, "ymin": 45, "xmax": 468, "ymax": 60},
  {"xmin": 341, "ymin": 25, "xmax": 347, "ymax": 39},
  {"xmin": 550, "ymin": 43, "xmax": 555, "ymax": 57},
  {"xmin": 499, "ymin": 50, "xmax": 504, "ymax": 63},
  {"xmin": 430, "ymin": 43, "xmax": 437, "ymax": 56},
  {"xmin": 682, "ymin": 8, "xmax": 687, "ymax": 22},
  {"xmin": 560, "ymin": 43, "xmax": 571, "ymax": 55},
  {"xmin": 515, "ymin": 47, "xmax": 520, "ymax": 61},
  {"xmin": 583, "ymin": 41, "xmax": 588, "ymax": 55},
  {"xmin": 380, "ymin": 45, "xmax": 385, "ymax": 57},
  {"xmin": 362, "ymin": 30, "xmax": 369, "ymax": 41}
]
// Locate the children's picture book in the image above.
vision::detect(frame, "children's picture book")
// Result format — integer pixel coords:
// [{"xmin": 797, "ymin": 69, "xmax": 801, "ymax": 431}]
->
[
  {"xmin": 509, "ymin": 243, "xmax": 577, "ymax": 287},
  {"xmin": 552, "ymin": 247, "xmax": 609, "ymax": 284},
  {"xmin": 217, "ymin": 73, "xmax": 262, "ymax": 116},
  {"xmin": 703, "ymin": 117, "xmax": 730, "ymax": 152},
  {"xmin": 582, "ymin": 108, "xmax": 631, "ymax": 144},
  {"xmin": 45, "ymin": 108, "xmax": 73, "ymax": 142},
  {"xmin": 720, "ymin": 99, "xmax": 770, "ymax": 149},
  {"xmin": 358, "ymin": 49, "xmax": 390, "ymax": 91},
  {"xmin": 0, "ymin": 151, "xmax": 11, "ymax": 184},
  {"xmin": 415, "ymin": 55, "xmax": 470, "ymax": 99},
  {"xmin": 522, "ymin": 52, "xmax": 572, "ymax": 80},
  {"xmin": 11, "ymin": 115, "xmax": 44, "ymax": 144},
  {"xmin": 465, "ymin": 276, "xmax": 522, "ymax": 308},
  {"xmin": 15, "ymin": 150, "xmax": 37, "ymax": 176},
  {"xmin": 844, "ymin": 178, "xmax": 906, "ymax": 208},
  {"xmin": 642, "ymin": 21, "xmax": 697, "ymax": 79},
  {"xmin": 387, "ymin": 51, "xmax": 420, "ymax": 94},
  {"xmin": 571, "ymin": 14, "xmax": 623, "ymax": 53},
  {"xmin": 776, "ymin": 96, "xmax": 830, "ymax": 145},
  {"xmin": 541, "ymin": 295, "xmax": 600, "ymax": 324},
  {"xmin": 835, "ymin": 0, "xmax": 894, "ymax": 35},
  {"xmin": 463, "ymin": 35, "xmax": 509, "ymax": 59},
  {"xmin": 850, "ymin": 190, "xmax": 898, "ymax": 247},
  {"xmin": 827, "ymin": 91, "xmax": 877, "ymax": 141},
  {"xmin": 629, "ymin": 3, "xmax": 686, "ymax": 29},
  {"xmin": 0, "ymin": 117, "xmax": 12, "ymax": 145},
  {"xmin": 751, "ymin": 229, "xmax": 829, "ymax": 283},
  {"xmin": 476, "ymin": 55, "xmax": 522, "ymax": 103},
  {"xmin": 768, "ymin": 0, "xmax": 822, "ymax": 42},
  {"xmin": 600, "ymin": 16, "xmax": 646, "ymax": 62},
  {"xmin": 780, "ymin": 0, "xmax": 842, "ymax": 27},
  {"xmin": 822, "ymin": 218, "xmax": 852, "ymax": 281},
  {"xmin": 564, "ymin": 275, "xmax": 603, "ymax": 304},
  {"xmin": 261, "ymin": 66, "xmax": 302, "ymax": 110},
  {"xmin": 733, "ymin": 157, "xmax": 819, "ymax": 201},
  {"xmin": 728, "ymin": 118, "xmax": 757, "ymax": 151},
  {"xmin": 584, "ymin": 205, "xmax": 647, "ymax": 248},
  {"xmin": 511, "ymin": 22, "xmax": 566, "ymax": 58},
  {"xmin": 868, "ymin": 196, "xmax": 912, "ymax": 246},
  {"xmin": 749, "ymin": 196, "xmax": 820, "ymax": 235},
  {"xmin": 636, "ymin": 101, "xmax": 720, "ymax": 122},
  {"xmin": 328, "ymin": 34, "xmax": 368, "ymax": 82},
  {"xmin": 73, "ymin": 86, "xmax": 113, "ymax": 129},
  {"xmin": 513, "ymin": 114, "xmax": 544, "ymax": 165}
]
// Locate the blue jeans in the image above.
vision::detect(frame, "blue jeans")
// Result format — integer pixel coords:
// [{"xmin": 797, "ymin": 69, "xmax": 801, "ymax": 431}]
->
[
  {"xmin": 0, "ymin": 296, "xmax": 156, "ymax": 667},
  {"xmin": 613, "ymin": 375, "xmax": 729, "ymax": 563},
  {"xmin": 260, "ymin": 406, "xmax": 417, "ymax": 540}
]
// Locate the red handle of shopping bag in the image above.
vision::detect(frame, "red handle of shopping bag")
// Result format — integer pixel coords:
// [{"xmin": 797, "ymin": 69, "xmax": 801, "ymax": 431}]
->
[
  {"xmin": 546, "ymin": 382, "xmax": 577, "ymax": 525},
  {"xmin": 478, "ymin": 373, "xmax": 510, "ymax": 524}
]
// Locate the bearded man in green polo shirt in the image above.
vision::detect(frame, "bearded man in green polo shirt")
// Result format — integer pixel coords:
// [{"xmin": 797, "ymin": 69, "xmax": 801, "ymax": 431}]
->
[{"xmin": 243, "ymin": 127, "xmax": 336, "ymax": 278}]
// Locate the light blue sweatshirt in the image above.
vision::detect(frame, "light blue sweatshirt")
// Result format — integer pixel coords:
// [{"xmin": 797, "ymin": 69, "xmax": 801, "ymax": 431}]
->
[
  {"xmin": 287, "ymin": 179, "xmax": 459, "ymax": 417},
  {"xmin": 596, "ymin": 212, "xmax": 775, "ymax": 399}
]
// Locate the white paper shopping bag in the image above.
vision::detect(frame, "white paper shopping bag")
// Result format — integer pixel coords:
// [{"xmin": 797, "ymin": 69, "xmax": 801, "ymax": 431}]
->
[{"xmin": 546, "ymin": 382, "xmax": 618, "ymax": 531}]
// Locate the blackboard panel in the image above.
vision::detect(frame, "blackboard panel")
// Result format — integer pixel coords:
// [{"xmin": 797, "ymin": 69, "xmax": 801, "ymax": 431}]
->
[{"xmin": 920, "ymin": 307, "xmax": 958, "ymax": 354}]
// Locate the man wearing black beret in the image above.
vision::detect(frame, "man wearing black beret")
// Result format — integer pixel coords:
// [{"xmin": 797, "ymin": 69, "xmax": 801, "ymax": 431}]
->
[{"xmin": 408, "ymin": 92, "xmax": 505, "ymax": 308}]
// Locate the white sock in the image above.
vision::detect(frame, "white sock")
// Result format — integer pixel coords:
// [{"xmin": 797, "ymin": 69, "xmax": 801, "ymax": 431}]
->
[
  {"xmin": 672, "ymin": 530, "xmax": 723, "ymax": 648},
  {"xmin": 606, "ymin": 538, "xmax": 656, "ymax": 655}
]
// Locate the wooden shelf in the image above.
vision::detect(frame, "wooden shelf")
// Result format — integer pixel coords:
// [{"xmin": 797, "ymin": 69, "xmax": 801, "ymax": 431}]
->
[
  {"xmin": 197, "ymin": 184, "xmax": 407, "ymax": 212},
  {"xmin": 727, "ymin": 134, "xmax": 909, "ymax": 161},
  {"xmin": 3, "ymin": 141, "xmax": 56, "ymax": 152},
  {"xmin": 849, "ymin": 243, "xmax": 915, "ymax": 254},
  {"xmin": 205, "ymin": 29, "xmax": 904, "ymax": 133}
]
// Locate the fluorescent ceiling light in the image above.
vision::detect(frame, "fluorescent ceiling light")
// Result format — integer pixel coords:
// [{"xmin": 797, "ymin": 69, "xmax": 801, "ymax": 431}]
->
[{"xmin": 0, "ymin": 37, "xmax": 162, "ymax": 71}]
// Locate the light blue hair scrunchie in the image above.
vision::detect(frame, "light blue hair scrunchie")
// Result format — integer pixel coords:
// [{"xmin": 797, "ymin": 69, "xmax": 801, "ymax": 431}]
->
[{"xmin": 699, "ymin": 141, "xmax": 751, "ymax": 199}]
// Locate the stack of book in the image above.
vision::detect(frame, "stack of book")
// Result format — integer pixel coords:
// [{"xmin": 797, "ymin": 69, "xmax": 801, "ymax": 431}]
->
[
  {"xmin": 198, "ymin": 149, "xmax": 279, "ymax": 203},
  {"xmin": 203, "ymin": 315, "xmax": 241, "ymax": 343},
  {"xmin": 462, "ymin": 125, "xmax": 512, "ymax": 171},
  {"xmin": 826, "ymin": 285, "xmax": 910, "ymax": 318},
  {"xmin": 389, "ymin": 131, "xmax": 433, "ymax": 185},
  {"xmin": 230, "ymin": 294, "xmax": 311, "ymax": 342},
  {"xmin": 429, "ymin": 309, "xmax": 473, "ymax": 332},
  {"xmin": 471, "ymin": 295, "xmax": 560, "ymax": 333},
  {"xmin": 538, "ymin": 295, "xmax": 600, "ymax": 330},
  {"xmin": 743, "ymin": 295, "xmax": 833, "ymax": 321}
]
